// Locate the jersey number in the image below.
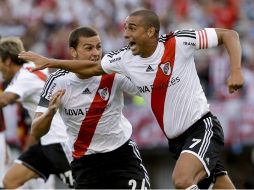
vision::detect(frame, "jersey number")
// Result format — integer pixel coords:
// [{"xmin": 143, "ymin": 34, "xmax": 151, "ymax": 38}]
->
[
  {"xmin": 129, "ymin": 179, "xmax": 147, "ymax": 190},
  {"xmin": 59, "ymin": 170, "xmax": 74, "ymax": 187},
  {"xmin": 189, "ymin": 138, "xmax": 201, "ymax": 149}
]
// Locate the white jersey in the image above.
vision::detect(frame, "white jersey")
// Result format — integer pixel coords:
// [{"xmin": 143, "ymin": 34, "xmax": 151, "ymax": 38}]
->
[
  {"xmin": 101, "ymin": 28, "xmax": 218, "ymax": 139},
  {"xmin": 36, "ymin": 71, "xmax": 138, "ymax": 159},
  {"xmin": 4, "ymin": 62, "xmax": 67, "ymax": 145}
]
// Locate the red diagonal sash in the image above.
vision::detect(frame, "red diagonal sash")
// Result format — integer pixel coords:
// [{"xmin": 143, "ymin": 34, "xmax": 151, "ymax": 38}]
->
[
  {"xmin": 151, "ymin": 36, "xmax": 176, "ymax": 133},
  {"xmin": 26, "ymin": 67, "xmax": 47, "ymax": 81},
  {"xmin": 32, "ymin": 70, "xmax": 47, "ymax": 81},
  {"xmin": 73, "ymin": 74, "xmax": 115, "ymax": 158}
]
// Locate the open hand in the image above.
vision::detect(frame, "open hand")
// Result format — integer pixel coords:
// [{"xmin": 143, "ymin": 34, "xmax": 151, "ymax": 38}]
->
[
  {"xmin": 18, "ymin": 51, "xmax": 50, "ymax": 71},
  {"xmin": 48, "ymin": 90, "xmax": 65, "ymax": 114}
]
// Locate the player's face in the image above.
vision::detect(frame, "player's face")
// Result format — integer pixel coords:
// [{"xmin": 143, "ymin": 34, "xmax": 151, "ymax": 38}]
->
[
  {"xmin": 124, "ymin": 15, "xmax": 151, "ymax": 57},
  {"xmin": 0, "ymin": 57, "xmax": 12, "ymax": 82},
  {"xmin": 74, "ymin": 36, "xmax": 102, "ymax": 62}
]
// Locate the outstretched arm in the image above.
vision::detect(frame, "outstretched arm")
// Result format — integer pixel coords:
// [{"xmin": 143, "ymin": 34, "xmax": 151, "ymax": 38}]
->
[
  {"xmin": 19, "ymin": 51, "xmax": 106, "ymax": 78},
  {"xmin": 215, "ymin": 28, "xmax": 244, "ymax": 93},
  {"xmin": 31, "ymin": 90, "xmax": 65, "ymax": 139}
]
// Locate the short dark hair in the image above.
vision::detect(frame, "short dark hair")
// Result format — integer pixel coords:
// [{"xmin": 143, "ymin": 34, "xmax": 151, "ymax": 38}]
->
[
  {"xmin": 69, "ymin": 27, "xmax": 98, "ymax": 49},
  {"xmin": 0, "ymin": 37, "xmax": 26, "ymax": 65},
  {"xmin": 130, "ymin": 9, "xmax": 160, "ymax": 35}
]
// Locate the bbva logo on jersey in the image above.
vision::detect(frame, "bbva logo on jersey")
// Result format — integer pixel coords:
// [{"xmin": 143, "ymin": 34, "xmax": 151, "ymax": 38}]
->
[
  {"xmin": 98, "ymin": 87, "xmax": 109, "ymax": 101},
  {"xmin": 160, "ymin": 61, "xmax": 171, "ymax": 75}
]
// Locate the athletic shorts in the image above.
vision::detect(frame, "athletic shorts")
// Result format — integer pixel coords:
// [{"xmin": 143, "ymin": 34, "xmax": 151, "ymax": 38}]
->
[
  {"xmin": 16, "ymin": 141, "xmax": 74, "ymax": 188},
  {"xmin": 71, "ymin": 139, "xmax": 150, "ymax": 189},
  {"xmin": 168, "ymin": 112, "xmax": 227, "ymax": 188}
]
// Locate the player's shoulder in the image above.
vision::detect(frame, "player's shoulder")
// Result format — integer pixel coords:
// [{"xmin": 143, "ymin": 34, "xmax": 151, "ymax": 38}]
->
[
  {"xmin": 173, "ymin": 29, "xmax": 196, "ymax": 39},
  {"xmin": 46, "ymin": 69, "xmax": 69, "ymax": 85},
  {"xmin": 159, "ymin": 30, "xmax": 196, "ymax": 42},
  {"xmin": 103, "ymin": 45, "xmax": 131, "ymax": 60},
  {"xmin": 41, "ymin": 69, "xmax": 69, "ymax": 97},
  {"xmin": 48, "ymin": 69, "xmax": 69, "ymax": 80}
]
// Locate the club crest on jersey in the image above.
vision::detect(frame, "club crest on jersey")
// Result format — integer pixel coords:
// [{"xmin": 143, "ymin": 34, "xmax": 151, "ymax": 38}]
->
[
  {"xmin": 98, "ymin": 87, "xmax": 109, "ymax": 101},
  {"xmin": 160, "ymin": 61, "xmax": 171, "ymax": 75}
]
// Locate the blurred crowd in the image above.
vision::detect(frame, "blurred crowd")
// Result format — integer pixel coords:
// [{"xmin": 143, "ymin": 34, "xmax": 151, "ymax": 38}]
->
[{"xmin": 0, "ymin": 0, "xmax": 254, "ymax": 146}]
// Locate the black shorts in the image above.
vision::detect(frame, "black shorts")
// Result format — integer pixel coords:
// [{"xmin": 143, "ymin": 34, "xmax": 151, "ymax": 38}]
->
[
  {"xmin": 168, "ymin": 112, "xmax": 227, "ymax": 187},
  {"xmin": 71, "ymin": 139, "xmax": 150, "ymax": 189},
  {"xmin": 17, "ymin": 141, "xmax": 74, "ymax": 187}
]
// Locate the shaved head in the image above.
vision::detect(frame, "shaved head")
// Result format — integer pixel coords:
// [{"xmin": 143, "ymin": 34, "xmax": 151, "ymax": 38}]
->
[{"xmin": 129, "ymin": 9, "xmax": 160, "ymax": 35}]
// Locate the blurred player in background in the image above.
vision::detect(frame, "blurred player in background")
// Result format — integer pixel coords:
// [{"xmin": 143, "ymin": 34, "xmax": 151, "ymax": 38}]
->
[{"xmin": 0, "ymin": 37, "xmax": 73, "ymax": 189}]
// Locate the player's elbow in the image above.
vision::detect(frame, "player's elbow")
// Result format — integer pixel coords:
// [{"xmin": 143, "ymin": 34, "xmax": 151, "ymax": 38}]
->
[
  {"xmin": 217, "ymin": 29, "xmax": 239, "ymax": 45},
  {"xmin": 30, "ymin": 127, "xmax": 42, "ymax": 140},
  {"xmin": 227, "ymin": 29, "xmax": 239, "ymax": 40},
  {"xmin": 30, "ymin": 123, "xmax": 48, "ymax": 140}
]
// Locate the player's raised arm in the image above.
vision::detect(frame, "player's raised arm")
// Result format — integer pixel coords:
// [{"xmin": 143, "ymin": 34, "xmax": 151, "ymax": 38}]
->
[
  {"xmin": 31, "ymin": 90, "xmax": 65, "ymax": 140},
  {"xmin": 19, "ymin": 51, "xmax": 106, "ymax": 78},
  {"xmin": 215, "ymin": 28, "xmax": 244, "ymax": 93}
]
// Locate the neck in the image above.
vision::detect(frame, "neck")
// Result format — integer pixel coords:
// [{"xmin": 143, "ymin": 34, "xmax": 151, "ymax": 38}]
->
[
  {"xmin": 75, "ymin": 73, "xmax": 91, "ymax": 79},
  {"xmin": 140, "ymin": 40, "xmax": 158, "ymax": 58},
  {"xmin": 72, "ymin": 58, "xmax": 92, "ymax": 79},
  {"xmin": 12, "ymin": 64, "xmax": 22, "ymax": 76}
]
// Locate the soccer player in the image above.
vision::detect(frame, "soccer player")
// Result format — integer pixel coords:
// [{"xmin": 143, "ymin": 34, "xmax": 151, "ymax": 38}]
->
[
  {"xmin": 19, "ymin": 9, "xmax": 244, "ymax": 189},
  {"xmin": 0, "ymin": 37, "xmax": 73, "ymax": 189},
  {"xmin": 30, "ymin": 26, "xmax": 150, "ymax": 189}
]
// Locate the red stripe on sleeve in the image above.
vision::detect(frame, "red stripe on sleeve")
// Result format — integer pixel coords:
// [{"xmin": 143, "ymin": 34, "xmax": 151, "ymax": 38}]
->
[
  {"xmin": 198, "ymin": 31, "xmax": 202, "ymax": 49},
  {"xmin": 200, "ymin": 30, "xmax": 205, "ymax": 49},
  {"xmin": 204, "ymin": 29, "xmax": 208, "ymax": 49},
  {"xmin": 73, "ymin": 74, "xmax": 115, "ymax": 159},
  {"xmin": 151, "ymin": 37, "xmax": 176, "ymax": 133}
]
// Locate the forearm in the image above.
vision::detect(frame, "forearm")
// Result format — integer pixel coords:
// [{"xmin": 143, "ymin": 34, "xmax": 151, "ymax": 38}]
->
[
  {"xmin": 31, "ymin": 110, "xmax": 55, "ymax": 140},
  {"xmin": 48, "ymin": 59, "xmax": 105, "ymax": 77},
  {"xmin": 217, "ymin": 29, "xmax": 241, "ymax": 71},
  {"xmin": 216, "ymin": 28, "xmax": 244, "ymax": 93}
]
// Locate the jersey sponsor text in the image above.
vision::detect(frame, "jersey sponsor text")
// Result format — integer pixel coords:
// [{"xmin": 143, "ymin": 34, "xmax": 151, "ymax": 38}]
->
[{"xmin": 137, "ymin": 76, "xmax": 180, "ymax": 94}]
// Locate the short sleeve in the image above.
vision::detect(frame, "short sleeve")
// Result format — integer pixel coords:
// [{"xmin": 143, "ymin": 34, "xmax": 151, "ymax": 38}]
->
[
  {"xmin": 195, "ymin": 28, "xmax": 218, "ymax": 49},
  {"xmin": 37, "ymin": 71, "xmax": 63, "ymax": 110},
  {"xmin": 115, "ymin": 74, "xmax": 139, "ymax": 96},
  {"xmin": 101, "ymin": 50, "xmax": 126, "ymax": 75}
]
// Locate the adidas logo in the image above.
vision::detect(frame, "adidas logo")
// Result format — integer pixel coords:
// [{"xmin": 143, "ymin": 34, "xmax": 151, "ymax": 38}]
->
[
  {"xmin": 82, "ymin": 88, "xmax": 91, "ymax": 94},
  {"xmin": 146, "ymin": 65, "xmax": 154, "ymax": 72}
]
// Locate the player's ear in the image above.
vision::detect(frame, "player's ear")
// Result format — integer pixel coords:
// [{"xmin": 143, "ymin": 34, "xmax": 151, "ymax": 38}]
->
[
  {"xmin": 147, "ymin": 27, "xmax": 156, "ymax": 38},
  {"xmin": 4, "ymin": 58, "xmax": 12, "ymax": 66},
  {"xmin": 69, "ymin": 47, "xmax": 77, "ymax": 58}
]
